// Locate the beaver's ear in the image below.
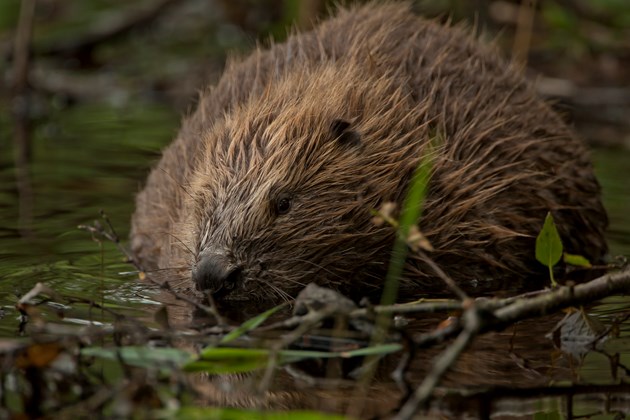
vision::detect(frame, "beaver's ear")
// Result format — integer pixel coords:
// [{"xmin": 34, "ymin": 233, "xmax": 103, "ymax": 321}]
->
[{"xmin": 330, "ymin": 119, "xmax": 361, "ymax": 148}]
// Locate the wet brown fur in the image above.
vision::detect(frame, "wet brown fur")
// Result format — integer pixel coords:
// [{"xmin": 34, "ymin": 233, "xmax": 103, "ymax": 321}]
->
[{"xmin": 131, "ymin": 2, "xmax": 608, "ymax": 302}]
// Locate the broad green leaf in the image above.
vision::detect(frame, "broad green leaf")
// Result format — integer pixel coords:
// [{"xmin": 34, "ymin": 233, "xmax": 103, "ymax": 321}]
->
[
  {"xmin": 563, "ymin": 253, "xmax": 592, "ymax": 268},
  {"xmin": 81, "ymin": 346, "xmax": 192, "ymax": 369},
  {"xmin": 535, "ymin": 212, "xmax": 563, "ymax": 286}
]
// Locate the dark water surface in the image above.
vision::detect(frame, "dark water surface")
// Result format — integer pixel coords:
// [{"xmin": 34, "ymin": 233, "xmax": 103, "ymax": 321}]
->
[
  {"xmin": 0, "ymin": 102, "xmax": 178, "ymax": 336},
  {"xmin": 1, "ymin": 101, "xmax": 629, "ymax": 415}
]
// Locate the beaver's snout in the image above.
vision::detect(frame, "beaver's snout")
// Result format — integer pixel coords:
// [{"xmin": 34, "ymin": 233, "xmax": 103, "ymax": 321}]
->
[{"xmin": 192, "ymin": 252, "xmax": 242, "ymax": 296}]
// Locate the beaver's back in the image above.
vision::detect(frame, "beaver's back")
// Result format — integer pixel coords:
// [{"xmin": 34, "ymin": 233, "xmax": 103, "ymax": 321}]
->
[{"xmin": 132, "ymin": 2, "xmax": 607, "ymax": 298}]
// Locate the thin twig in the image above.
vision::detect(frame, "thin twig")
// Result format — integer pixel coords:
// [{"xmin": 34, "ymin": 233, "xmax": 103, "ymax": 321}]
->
[
  {"xmin": 258, "ymin": 306, "xmax": 339, "ymax": 393},
  {"xmin": 492, "ymin": 266, "xmax": 630, "ymax": 326},
  {"xmin": 412, "ymin": 266, "xmax": 630, "ymax": 350},
  {"xmin": 394, "ymin": 306, "xmax": 482, "ymax": 419},
  {"xmin": 204, "ymin": 292, "xmax": 226, "ymax": 327},
  {"xmin": 349, "ymin": 299, "xmax": 462, "ymax": 318},
  {"xmin": 417, "ymin": 250, "xmax": 468, "ymax": 301}
]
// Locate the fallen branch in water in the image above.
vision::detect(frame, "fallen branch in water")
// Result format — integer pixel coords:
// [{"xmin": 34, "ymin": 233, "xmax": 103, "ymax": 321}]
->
[{"xmin": 394, "ymin": 264, "xmax": 630, "ymax": 419}]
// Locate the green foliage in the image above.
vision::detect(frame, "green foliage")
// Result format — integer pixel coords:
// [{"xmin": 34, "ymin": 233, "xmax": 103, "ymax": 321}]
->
[
  {"xmin": 535, "ymin": 212, "xmax": 594, "ymax": 286},
  {"xmin": 81, "ymin": 343, "xmax": 399, "ymax": 377},
  {"xmin": 380, "ymin": 148, "xmax": 433, "ymax": 306},
  {"xmin": 184, "ymin": 344, "xmax": 401, "ymax": 375},
  {"xmin": 540, "ymin": 2, "xmax": 587, "ymax": 56},
  {"xmin": 535, "ymin": 212, "xmax": 563, "ymax": 287},
  {"xmin": 0, "ymin": 0, "xmax": 19, "ymax": 31},
  {"xmin": 540, "ymin": 0, "xmax": 630, "ymax": 54},
  {"xmin": 533, "ymin": 410, "xmax": 563, "ymax": 420},
  {"xmin": 563, "ymin": 253, "xmax": 592, "ymax": 268},
  {"xmin": 587, "ymin": 0, "xmax": 630, "ymax": 28},
  {"xmin": 170, "ymin": 407, "xmax": 348, "ymax": 420},
  {"xmin": 542, "ymin": 2, "xmax": 579, "ymax": 32},
  {"xmin": 184, "ymin": 348, "xmax": 272, "ymax": 375},
  {"xmin": 81, "ymin": 346, "xmax": 192, "ymax": 370},
  {"xmin": 220, "ymin": 304, "xmax": 285, "ymax": 344}
]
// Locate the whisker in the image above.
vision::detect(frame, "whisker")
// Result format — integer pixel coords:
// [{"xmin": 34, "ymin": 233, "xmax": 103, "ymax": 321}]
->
[
  {"xmin": 162, "ymin": 232, "xmax": 195, "ymax": 257},
  {"xmin": 199, "ymin": 226, "xmax": 210, "ymax": 251},
  {"xmin": 262, "ymin": 280, "xmax": 293, "ymax": 303},
  {"xmin": 169, "ymin": 277, "xmax": 193, "ymax": 288},
  {"xmin": 265, "ymin": 269, "xmax": 310, "ymax": 288},
  {"xmin": 158, "ymin": 167, "xmax": 195, "ymax": 200}
]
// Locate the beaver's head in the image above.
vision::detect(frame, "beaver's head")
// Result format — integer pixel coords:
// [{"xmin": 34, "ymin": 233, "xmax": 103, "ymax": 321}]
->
[{"xmin": 181, "ymin": 64, "xmax": 431, "ymax": 302}]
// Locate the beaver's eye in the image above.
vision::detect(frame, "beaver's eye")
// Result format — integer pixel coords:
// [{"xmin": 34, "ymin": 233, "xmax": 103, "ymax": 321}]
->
[{"xmin": 275, "ymin": 194, "xmax": 292, "ymax": 215}]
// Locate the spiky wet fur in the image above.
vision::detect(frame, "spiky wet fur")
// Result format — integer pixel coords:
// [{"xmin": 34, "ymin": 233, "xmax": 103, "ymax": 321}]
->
[{"xmin": 131, "ymin": 2, "xmax": 608, "ymax": 302}]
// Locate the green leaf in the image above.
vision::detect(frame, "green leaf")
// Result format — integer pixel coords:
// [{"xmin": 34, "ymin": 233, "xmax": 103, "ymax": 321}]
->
[
  {"xmin": 184, "ymin": 344, "xmax": 402, "ymax": 375},
  {"xmin": 169, "ymin": 406, "xmax": 349, "ymax": 420},
  {"xmin": 338, "ymin": 343, "xmax": 402, "ymax": 357},
  {"xmin": 535, "ymin": 212, "xmax": 564, "ymax": 286},
  {"xmin": 279, "ymin": 343, "xmax": 402, "ymax": 362},
  {"xmin": 220, "ymin": 303, "xmax": 285, "ymax": 344},
  {"xmin": 563, "ymin": 253, "xmax": 592, "ymax": 268},
  {"xmin": 381, "ymin": 146, "xmax": 434, "ymax": 307},
  {"xmin": 183, "ymin": 348, "xmax": 270, "ymax": 374},
  {"xmin": 81, "ymin": 346, "xmax": 192, "ymax": 370}
]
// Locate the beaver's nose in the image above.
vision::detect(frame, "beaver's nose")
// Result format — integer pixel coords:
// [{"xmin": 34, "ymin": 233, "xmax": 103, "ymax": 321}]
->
[{"xmin": 192, "ymin": 253, "xmax": 242, "ymax": 295}]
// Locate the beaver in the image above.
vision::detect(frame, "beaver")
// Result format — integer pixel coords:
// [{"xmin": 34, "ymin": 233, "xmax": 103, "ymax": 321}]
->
[{"xmin": 131, "ymin": 2, "xmax": 608, "ymax": 303}]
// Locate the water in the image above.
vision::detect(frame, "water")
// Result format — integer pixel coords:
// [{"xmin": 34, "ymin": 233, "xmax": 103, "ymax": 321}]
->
[
  {"xmin": 0, "ymin": 98, "xmax": 629, "ymax": 416},
  {"xmin": 0, "ymin": 102, "xmax": 178, "ymax": 336}
]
